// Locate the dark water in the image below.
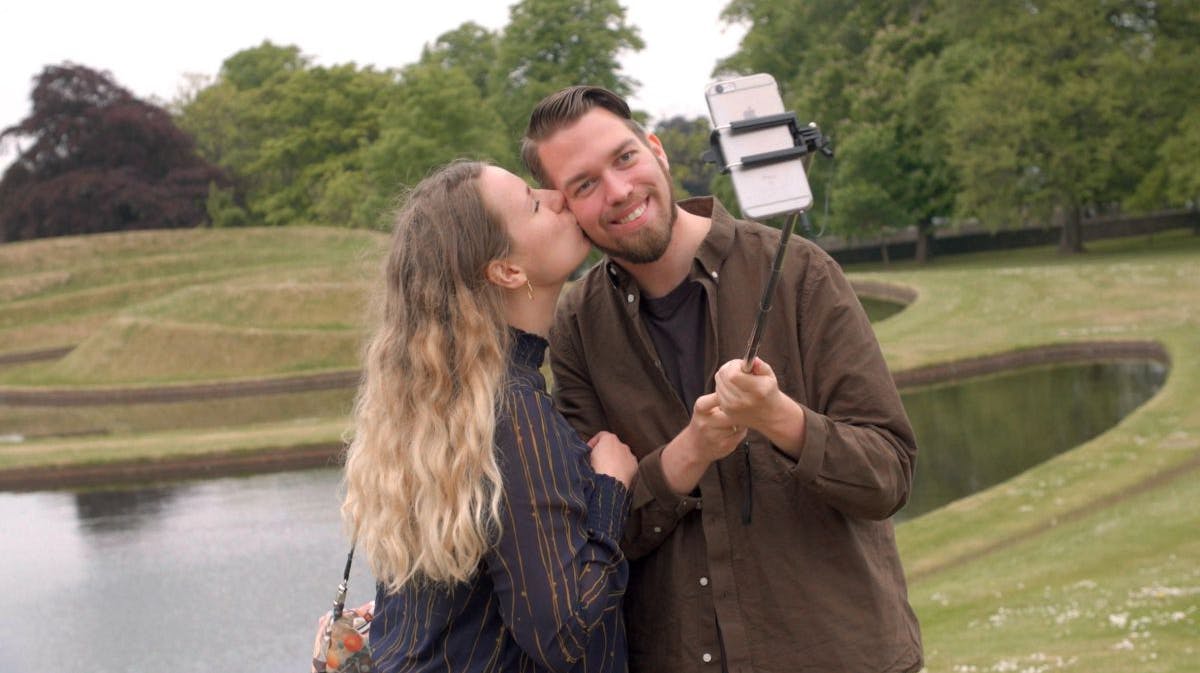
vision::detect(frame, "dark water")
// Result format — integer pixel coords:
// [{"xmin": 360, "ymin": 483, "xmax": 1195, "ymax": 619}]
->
[
  {"xmin": 0, "ymin": 360, "xmax": 1166, "ymax": 671},
  {"xmin": 0, "ymin": 469, "xmax": 373, "ymax": 673},
  {"xmin": 897, "ymin": 359, "xmax": 1167, "ymax": 520},
  {"xmin": 858, "ymin": 296, "xmax": 907, "ymax": 323}
]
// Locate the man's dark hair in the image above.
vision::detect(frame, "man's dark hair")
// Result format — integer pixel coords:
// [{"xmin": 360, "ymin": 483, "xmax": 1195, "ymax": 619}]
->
[{"xmin": 521, "ymin": 85, "xmax": 650, "ymax": 188}]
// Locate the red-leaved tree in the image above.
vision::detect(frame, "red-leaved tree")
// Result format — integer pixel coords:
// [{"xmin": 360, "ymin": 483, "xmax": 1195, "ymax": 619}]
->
[{"xmin": 0, "ymin": 63, "xmax": 228, "ymax": 242}]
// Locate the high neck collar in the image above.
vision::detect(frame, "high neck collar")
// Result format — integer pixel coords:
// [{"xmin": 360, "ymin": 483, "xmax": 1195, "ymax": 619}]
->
[{"xmin": 509, "ymin": 327, "xmax": 548, "ymax": 371}]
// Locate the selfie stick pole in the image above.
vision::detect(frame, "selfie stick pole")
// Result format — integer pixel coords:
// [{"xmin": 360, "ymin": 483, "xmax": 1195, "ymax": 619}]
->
[{"xmin": 741, "ymin": 209, "xmax": 806, "ymax": 373}]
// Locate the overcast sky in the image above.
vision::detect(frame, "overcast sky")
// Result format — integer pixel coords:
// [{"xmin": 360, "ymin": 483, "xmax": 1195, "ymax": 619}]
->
[{"xmin": 0, "ymin": 1, "xmax": 747, "ymax": 166}]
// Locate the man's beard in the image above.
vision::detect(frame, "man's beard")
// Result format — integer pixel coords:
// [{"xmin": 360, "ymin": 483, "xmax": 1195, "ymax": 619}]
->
[{"xmin": 590, "ymin": 157, "xmax": 677, "ymax": 265}]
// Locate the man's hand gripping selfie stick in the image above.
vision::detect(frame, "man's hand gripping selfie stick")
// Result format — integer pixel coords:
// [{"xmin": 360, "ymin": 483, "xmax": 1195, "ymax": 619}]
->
[{"xmin": 705, "ymin": 112, "xmax": 833, "ymax": 372}]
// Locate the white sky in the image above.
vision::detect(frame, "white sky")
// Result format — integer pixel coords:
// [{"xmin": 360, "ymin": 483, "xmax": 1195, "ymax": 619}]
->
[{"xmin": 0, "ymin": 1, "xmax": 747, "ymax": 167}]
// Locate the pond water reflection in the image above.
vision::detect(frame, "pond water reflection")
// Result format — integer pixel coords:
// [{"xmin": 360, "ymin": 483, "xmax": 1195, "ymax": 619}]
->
[
  {"xmin": 0, "ymin": 469, "xmax": 372, "ymax": 673},
  {"xmin": 897, "ymin": 359, "xmax": 1167, "ymax": 520}
]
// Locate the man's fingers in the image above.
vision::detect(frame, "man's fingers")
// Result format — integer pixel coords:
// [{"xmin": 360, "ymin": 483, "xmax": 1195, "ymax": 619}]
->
[{"xmin": 694, "ymin": 392, "xmax": 720, "ymax": 415}]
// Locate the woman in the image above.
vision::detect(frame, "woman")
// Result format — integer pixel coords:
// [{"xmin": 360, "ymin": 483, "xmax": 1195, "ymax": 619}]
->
[{"xmin": 341, "ymin": 160, "xmax": 637, "ymax": 673}]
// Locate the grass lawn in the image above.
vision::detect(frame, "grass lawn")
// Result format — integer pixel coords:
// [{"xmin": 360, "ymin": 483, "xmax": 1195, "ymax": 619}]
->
[
  {"xmin": 1, "ymin": 225, "xmax": 1197, "ymax": 670},
  {"xmin": 859, "ymin": 230, "xmax": 1200, "ymax": 672}
]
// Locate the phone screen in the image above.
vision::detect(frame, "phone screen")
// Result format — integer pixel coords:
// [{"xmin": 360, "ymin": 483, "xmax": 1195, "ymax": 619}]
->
[{"xmin": 706, "ymin": 74, "xmax": 813, "ymax": 218}]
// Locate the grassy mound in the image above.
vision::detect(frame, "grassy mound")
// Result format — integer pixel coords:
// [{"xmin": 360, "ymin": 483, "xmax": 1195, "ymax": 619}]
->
[
  {"xmin": 1, "ymin": 225, "xmax": 1197, "ymax": 671},
  {"xmin": 0, "ymin": 226, "xmax": 385, "ymax": 383}
]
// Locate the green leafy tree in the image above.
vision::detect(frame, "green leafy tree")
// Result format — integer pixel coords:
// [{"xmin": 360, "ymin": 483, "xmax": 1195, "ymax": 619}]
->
[
  {"xmin": 177, "ymin": 42, "xmax": 398, "ymax": 227},
  {"xmin": 717, "ymin": 0, "xmax": 932, "ymax": 236},
  {"xmin": 1119, "ymin": 1, "xmax": 1200, "ymax": 211},
  {"xmin": 831, "ymin": 17, "xmax": 956, "ymax": 262},
  {"xmin": 418, "ymin": 22, "xmax": 501, "ymax": 100},
  {"xmin": 652, "ymin": 116, "xmax": 718, "ymax": 199},
  {"xmin": 941, "ymin": 1, "xmax": 1196, "ymax": 253},
  {"xmin": 490, "ymin": 0, "xmax": 644, "ymax": 155},
  {"xmin": 352, "ymin": 62, "xmax": 510, "ymax": 227}
]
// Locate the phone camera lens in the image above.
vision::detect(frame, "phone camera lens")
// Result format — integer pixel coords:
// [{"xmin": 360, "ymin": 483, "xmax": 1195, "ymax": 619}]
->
[{"xmin": 715, "ymin": 84, "xmax": 726, "ymax": 93}]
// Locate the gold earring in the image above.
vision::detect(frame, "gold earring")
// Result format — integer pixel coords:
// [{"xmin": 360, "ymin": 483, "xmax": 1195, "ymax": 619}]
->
[{"xmin": 526, "ymin": 280, "xmax": 534, "ymax": 301}]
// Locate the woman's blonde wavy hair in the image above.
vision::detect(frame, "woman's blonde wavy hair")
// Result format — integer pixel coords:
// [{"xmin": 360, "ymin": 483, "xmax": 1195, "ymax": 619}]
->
[{"xmin": 342, "ymin": 160, "xmax": 511, "ymax": 593}]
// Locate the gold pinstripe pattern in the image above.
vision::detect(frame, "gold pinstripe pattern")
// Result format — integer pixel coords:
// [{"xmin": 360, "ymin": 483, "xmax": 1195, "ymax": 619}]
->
[{"xmin": 369, "ymin": 332, "xmax": 630, "ymax": 673}]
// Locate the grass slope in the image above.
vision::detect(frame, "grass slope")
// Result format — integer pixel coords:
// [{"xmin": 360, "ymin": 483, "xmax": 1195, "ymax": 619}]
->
[
  {"xmin": 862, "ymin": 231, "xmax": 1200, "ymax": 672},
  {"xmin": 1, "ymin": 226, "xmax": 1197, "ymax": 671}
]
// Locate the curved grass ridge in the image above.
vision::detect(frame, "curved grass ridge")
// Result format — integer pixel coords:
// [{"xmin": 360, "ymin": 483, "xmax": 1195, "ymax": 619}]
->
[{"xmin": 0, "ymin": 226, "xmax": 1197, "ymax": 671}]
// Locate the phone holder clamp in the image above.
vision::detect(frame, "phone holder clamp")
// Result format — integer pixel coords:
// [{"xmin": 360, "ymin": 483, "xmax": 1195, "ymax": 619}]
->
[{"xmin": 702, "ymin": 112, "xmax": 833, "ymax": 173}]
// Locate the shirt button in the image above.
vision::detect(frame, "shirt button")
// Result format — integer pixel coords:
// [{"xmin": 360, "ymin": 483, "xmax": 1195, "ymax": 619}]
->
[
  {"xmin": 702, "ymin": 653, "xmax": 713, "ymax": 663},
  {"xmin": 653, "ymin": 526, "xmax": 663, "ymax": 533},
  {"xmin": 626, "ymin": 293, "xmax": 635, "ymax": 303},
  {"xmin": 710, "ymin": 270, "xmax": 719, "ymax": 280},
  {"xmin": 699, "ymin": 577, "xmax": 709, "ymax": 587}
]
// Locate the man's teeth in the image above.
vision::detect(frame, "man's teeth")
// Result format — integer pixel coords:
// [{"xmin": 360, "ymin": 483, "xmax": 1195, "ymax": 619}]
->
[{"xmin": 616, "ymin": 202, "xmax": 646, "ymax": 225}]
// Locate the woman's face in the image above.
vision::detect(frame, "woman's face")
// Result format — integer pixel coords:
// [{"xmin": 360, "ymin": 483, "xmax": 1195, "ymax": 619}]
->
[{"xmin": 479, "ymin": 166, "xmax": 591, "ymax": 287}]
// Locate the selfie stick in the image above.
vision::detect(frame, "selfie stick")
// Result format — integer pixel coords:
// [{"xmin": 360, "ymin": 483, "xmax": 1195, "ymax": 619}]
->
[
  {"xmin": 741, "ymin": 210, "xmax": 806, "ymax": 372},
  {"xmin": 704, "ymin": 114, "xmax": 832, "ymax": 373}
]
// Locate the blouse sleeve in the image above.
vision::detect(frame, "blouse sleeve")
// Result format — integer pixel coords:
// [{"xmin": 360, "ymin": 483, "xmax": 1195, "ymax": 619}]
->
[{"xmin": 484, "ymin": 383, "xmax": 631, "ymax": 672}]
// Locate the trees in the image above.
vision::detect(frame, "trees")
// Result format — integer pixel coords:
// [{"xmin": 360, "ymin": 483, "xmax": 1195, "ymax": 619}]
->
[
  {"xmin": 176, "ymin": 42, "xmax": 398, "ymax": 228},
  {"xmin": 490, "ymin": 0, "xmax": 644, "ymax": 152},
  {"xmin": 717, "ymin": 0, "xmax": 1199, "ymax": 259},
  {"xmin": 177, "ymin": 2, "xmax": 646, "ymax": 228},
  {"xmin": 0, "ymin": 64, "xmax": 226, "ymax": 242}
]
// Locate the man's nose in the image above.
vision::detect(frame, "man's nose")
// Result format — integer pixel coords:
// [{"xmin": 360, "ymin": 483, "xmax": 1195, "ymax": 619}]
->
[
  {"xmin": 534, "ymin": 188, "xmax": 566, "ymax": 213},
  {"xmin": 601, "ymin": 170, "xmax": 634, "ymax": 204}
]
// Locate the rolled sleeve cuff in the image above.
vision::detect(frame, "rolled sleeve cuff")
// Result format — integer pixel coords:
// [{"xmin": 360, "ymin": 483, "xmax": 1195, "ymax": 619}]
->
[
  {"xmin": 789, "ymin": 406, "xmax": 828, "ymax": 482},
  {"xmin": 631, "ymin": 445, "xmax": 702, "ymax": 516},
  {"xmin": 587, "ymin": 473, "xmax": 633, "ymax": 541}
]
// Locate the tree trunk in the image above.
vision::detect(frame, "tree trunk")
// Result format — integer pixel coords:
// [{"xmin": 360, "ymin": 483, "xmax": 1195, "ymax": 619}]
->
[
  {"xmin": 915, "ymin": 222, "xmax": 933, "ymax": 264},
  {"xmin": 880, "ymin": 239, "xmax": 890, "ymax": 264},
  {"xmin": 1056, "ymin": 204, "xmax": 1085, "ymax": 254}
]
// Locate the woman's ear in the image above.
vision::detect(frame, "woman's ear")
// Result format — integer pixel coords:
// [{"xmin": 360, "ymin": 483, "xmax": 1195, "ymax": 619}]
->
[{"xmin": 485, "ymin": 259, "xmax": 527, "ymax": 291}]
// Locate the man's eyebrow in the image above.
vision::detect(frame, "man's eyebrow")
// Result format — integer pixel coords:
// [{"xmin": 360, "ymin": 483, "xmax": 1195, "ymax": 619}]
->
[{"xmin": 562, "ymin": 139, "xmax": 638, "ymax": 190}]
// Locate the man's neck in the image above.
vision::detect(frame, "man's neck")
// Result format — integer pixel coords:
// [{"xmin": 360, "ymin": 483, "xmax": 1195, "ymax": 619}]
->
[{"xmin": 616, "ymin": 205, "xmax": 711, "ymax": 299}]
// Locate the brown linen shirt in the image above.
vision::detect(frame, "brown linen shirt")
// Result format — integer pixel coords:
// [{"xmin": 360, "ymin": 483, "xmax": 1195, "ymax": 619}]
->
[{"xmin": 549, "ymin": 197, "xmax": 923, "ymax": 673}]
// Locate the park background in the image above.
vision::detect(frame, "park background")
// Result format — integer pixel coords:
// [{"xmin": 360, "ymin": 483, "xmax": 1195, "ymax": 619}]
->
[{"xmin": 1, "ymin": 1, "xmax": 1197, "ymax": 672}]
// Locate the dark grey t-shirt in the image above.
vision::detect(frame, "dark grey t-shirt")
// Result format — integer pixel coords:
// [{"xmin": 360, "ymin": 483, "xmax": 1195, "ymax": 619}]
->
[{"xmin": 640, "ymin": 278, "xmax": 707, "ymax": 413}]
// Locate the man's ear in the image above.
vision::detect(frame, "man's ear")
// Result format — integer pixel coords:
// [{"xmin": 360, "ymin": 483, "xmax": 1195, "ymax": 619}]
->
[
  {"xmin": 485, "ymin": 259, "xmax": 527, "ymax": 291},
  {"xmin": 646, "ymin": 132, "xmax": 670, "ymax": 170}
]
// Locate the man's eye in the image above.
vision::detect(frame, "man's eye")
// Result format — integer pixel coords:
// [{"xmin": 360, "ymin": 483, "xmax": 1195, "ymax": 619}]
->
[
  {"xmin": 617, "ymin": 151, "xmax": 635, "ymax": 164},
  {"xmin": 575, "ymin": 179, "xmax": 595, "ymax": 197}
]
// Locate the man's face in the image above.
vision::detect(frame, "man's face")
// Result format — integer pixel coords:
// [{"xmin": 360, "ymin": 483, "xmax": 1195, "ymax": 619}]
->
[{"xmin": 535, "ymin": 108, "xmax": 677, "ymax": 265}]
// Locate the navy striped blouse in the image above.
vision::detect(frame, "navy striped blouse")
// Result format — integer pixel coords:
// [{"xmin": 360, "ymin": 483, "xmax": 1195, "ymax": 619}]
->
[{"xmin": 369, "ymin": 330, "xmax": 631, "ymax": 673}]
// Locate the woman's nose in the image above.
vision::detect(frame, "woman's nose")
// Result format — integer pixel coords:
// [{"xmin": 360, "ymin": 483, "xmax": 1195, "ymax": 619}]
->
[{"xmin": 535, "ymin": 188, "xmax": 566, "ymax": 213}]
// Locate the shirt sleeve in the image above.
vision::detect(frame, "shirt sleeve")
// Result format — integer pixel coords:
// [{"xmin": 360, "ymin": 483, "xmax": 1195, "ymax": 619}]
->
[
  {"xmin": 786, "ymin": 252, "xmax": 918, "ymax": 520},
  {"xmin": 485, "ymin": 382, "xmax": 631, "ymax": 672},
  {"xmin": 549, "ymin": 312, "xmax": 698, "ymax": 560}
]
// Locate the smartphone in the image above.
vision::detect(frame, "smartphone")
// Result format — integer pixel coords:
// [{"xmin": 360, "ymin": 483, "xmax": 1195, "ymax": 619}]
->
[{"xmin": 705, "ymin": 73, "xmax": 814, "ymax": 219}]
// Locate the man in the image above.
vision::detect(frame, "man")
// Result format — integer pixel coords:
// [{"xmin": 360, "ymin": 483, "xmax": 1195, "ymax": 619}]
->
[{"xmin": 522, "ymin": 85, "xmax": 922, "ymax": 673}]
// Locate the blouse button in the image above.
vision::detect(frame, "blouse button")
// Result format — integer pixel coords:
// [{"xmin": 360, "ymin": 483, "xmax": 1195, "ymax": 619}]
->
[
  {"xmin": 710, "ymin": 270, "xmax": 719, "ymax": 280},
  {"xmin": 702, "ymin": 653, "xmax": 713, "ymax": 663},
  {"xmin": 699, "ymin": 577, "xmax": 709, "ymax": 587},
  {"xmin": 626, "ymin": 293, "xmax": 635, "ymax": 303},
  {"xmin": 653, "ymin": 526, "xmax": 663, "ymax": 533}
]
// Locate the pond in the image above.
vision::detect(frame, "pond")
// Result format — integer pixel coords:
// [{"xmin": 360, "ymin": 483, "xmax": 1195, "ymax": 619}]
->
[
  {"xmin": 897, "ymin": 359, "xmax": 1167, "ymax": 520},
  {"xmin": 0, "ymin": 359, "xmax": 1167, "ymax": 672},
  {"xmin": 0, "ymin": 469, "xmax": 373, "ymax": 673}
]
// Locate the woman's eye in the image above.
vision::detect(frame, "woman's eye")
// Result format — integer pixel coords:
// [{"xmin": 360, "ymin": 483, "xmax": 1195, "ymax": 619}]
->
[{"xmin": 533, "ymin": 199, "xmax": 540, "ymax": 213}]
